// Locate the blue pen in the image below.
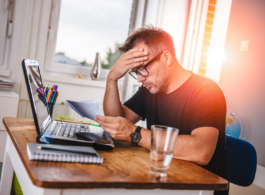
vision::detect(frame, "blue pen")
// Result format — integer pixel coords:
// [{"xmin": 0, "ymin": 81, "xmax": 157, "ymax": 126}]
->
[
  {"xmin": 38, "ymin": 94, "xmax": 47, "ymax": 105},
  {"xmin": 48, "ymin": 104, "xmax": 52, "ymax": 112},
  {"xmin": 51, "ymin": 91, "xmax": 57, "ymax": 103},
  {"xmin": 45, "ymin": 86, "xmax": 48, "ymax": 97}
]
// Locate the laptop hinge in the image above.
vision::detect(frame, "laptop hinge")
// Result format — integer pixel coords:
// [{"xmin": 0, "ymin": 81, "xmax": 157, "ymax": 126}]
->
[{"xmin": 41, "ymin": 115, "xmax": 52, "ymax": 133}]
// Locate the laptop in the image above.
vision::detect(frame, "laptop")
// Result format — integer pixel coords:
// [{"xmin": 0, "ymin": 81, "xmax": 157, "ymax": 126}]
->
[{"xmin": 22, "ymin": 59, "xmax": 114, "ymax": 148}]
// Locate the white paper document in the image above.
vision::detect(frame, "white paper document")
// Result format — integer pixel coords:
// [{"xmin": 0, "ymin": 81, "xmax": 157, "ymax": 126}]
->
[{"xmin": 66, "ymin": 100, "xmax": 104, "ymax": 120}]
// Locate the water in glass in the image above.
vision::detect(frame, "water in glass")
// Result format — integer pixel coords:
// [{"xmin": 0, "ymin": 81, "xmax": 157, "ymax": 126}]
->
[
  {"xmin": 150, "ymin": 150, "xmax": 173, "ymax": 177},
  {"xmin": 150, "ymin": 125, "xmax": 179, "ymax": 177}
]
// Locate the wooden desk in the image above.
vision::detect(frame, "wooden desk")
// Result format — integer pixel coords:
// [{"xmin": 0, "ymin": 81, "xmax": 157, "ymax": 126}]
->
[{"xmin": 0, "ymin": 117, "xmax": 228, "ymax": 195}]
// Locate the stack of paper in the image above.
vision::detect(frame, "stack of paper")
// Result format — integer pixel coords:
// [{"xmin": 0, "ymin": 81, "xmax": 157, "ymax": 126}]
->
[
  {"xmin": 66, "ymin": 100, "xmax": 104, "ymax": 120},
  {"xmin": 0, "ymin": 77, "xmax": 14, "ymax": 91}
]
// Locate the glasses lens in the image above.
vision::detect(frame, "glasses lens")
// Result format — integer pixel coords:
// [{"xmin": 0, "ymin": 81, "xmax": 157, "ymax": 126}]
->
[
  {"xmin": 129, "ymin": 71, "xmax": 138, "ymax": 79},
  {"xmin": 138, "ymin": 67, "xmax": 149, "ymax": 77}
]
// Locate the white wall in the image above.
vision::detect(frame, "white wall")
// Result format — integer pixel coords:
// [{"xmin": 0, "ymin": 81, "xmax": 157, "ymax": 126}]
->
[{"xmin": 219, "ymin": 0, "xmax": 265, "ymax": 167}]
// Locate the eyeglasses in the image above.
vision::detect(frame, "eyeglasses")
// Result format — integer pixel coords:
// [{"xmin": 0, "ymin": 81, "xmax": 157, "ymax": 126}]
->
[{"xmin": 129, "ymin": 51, "xmax": 164, "ymax": 79}]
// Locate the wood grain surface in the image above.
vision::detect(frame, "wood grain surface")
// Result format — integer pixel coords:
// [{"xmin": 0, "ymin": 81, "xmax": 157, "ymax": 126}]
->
[{"xmin": 3, "ymin": 117, "xmax": 228, "ymax": 190}]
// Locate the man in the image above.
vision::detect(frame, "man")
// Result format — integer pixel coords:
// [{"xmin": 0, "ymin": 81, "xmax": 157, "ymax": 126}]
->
[{"xmin": 95, "ymin": 26, "xmax": 228, "ymax": 194}]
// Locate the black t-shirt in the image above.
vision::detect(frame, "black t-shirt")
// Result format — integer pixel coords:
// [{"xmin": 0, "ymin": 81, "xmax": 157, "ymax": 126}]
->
[{"xmin": 124, "ymin": 72, "xmax": 227, "ymax": 180}]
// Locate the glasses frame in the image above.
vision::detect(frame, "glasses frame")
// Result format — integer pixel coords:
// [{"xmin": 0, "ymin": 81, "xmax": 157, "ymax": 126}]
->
[{"xmin": 129, "ymin": 51, "xmax": 164, "ymax": 79}]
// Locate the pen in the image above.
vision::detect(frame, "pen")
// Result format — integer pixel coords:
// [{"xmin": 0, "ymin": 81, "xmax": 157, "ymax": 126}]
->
[
  {"xmin": 48, "ymin": 103, "xmax": 52, "ymax": 112},
  {"xmin": 38, "ymin": 96, "xmax": 47, "ymax": 106},
  {"xmin": 51, "ymin": 91, "xmax": 58, "ymax": 107},
  {"xmin": 37, "ymin": 146, "xmax": 99, "ymax": 156},
  {"xmin": 45, "ymin": 86, "xmax": 49, "ymax": 97},
  {"xmin": 46, "ymin": 86, "xmax": 49, "ymax": 98},
  {"xmin": 38, "ymin": 93, "xmax": 46, "ymax": 101},
  {"xmin": 38, "ymin": 94, "xmax": 47, "ymax": 105},
  {"xmin": 36, "ymin": 88, "xmax": 44, "ymax": 96},
  {"xmin": 51, "ymin": 91, "xmax": 57, "ymax": 103},
  {"xmin": 46, "ymin": 87, "xmax": 53, "ymax": 102},
  {"xmin": 55, "ymin": 93, "xmax": 59, "ymax": 100},
  {"xmin": 49, "ymin": 91, "xmax": 55, "ymax": 104},
  {"xmin": 49, "ymin": 92, "xmax": 59, "ymax": 114},
  {"xmin": 81, "ymin": 121, "xmax": 100, "ymax": 127},
  {"xmin": 53, "ymin": 85, "xmax": 58, "ymax": 91},
  {"xmin": 47, "ymin": 85, "xmax": 58, "ymax": 103}
]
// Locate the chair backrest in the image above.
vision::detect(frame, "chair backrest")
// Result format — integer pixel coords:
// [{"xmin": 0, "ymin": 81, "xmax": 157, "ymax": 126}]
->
[{"xmin": 226, "ymin": 135, "xmax": 257, "ymax": 186}]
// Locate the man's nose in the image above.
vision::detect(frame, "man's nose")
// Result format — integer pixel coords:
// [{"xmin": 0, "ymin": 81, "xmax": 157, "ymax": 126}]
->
[{"xmin": 137, "ymin": 74, "xmax": 146, "ymax": 82}]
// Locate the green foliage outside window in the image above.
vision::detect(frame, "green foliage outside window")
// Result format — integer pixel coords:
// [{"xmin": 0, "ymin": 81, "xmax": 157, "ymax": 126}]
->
[{"xmin": 101, "ymin": 42, "xmax": 122, "ymax": 70}]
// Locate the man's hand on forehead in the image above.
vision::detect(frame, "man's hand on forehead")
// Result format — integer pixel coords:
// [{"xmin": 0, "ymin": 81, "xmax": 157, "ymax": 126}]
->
[
  {"xmin": 125, "ymin": 48, "xmax": 148, "ymax": 66},
  {"xmin": 107, "ymin": 47, "xmax": 149, "ymax": 81}
]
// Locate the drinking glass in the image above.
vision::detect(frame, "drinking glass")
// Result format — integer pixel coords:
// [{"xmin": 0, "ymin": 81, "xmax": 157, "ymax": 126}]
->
[{"xmin": 150, "ymin": 125, "xmax": 179, "ymax": 177}]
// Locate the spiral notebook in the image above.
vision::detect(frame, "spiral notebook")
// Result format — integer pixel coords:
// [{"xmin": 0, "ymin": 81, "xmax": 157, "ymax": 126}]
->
[{"xmin": 27, "ymin": 143, "xmax": 103, "ymax": 164}]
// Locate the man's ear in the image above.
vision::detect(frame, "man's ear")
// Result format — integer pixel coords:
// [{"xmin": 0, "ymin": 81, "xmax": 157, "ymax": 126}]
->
[{"xmin": 162, "ymin": 51, "xmax": 172, "ymax": 66}]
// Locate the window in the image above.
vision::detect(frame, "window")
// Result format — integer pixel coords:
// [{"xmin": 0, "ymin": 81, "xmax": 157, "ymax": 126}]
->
[
  {"xmin": 182, "ymin": 0, "xmax": 232, "ymax": 82},
  {"xmin": 197, "ymin": 0, "xmax": 232, "ymax": 82},
  {"xmin": 44, "ymin": 0, "xmax": 133, "ymax": 77}
]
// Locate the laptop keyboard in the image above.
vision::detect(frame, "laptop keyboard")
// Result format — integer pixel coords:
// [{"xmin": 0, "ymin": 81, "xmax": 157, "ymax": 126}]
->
[
  {"xmin": 51, "ymin": 122, "xmax": 91, "ymax": 139},
  {"xmin": 44, "ymin": 122, "xmax": 113, "ymax": 146}
]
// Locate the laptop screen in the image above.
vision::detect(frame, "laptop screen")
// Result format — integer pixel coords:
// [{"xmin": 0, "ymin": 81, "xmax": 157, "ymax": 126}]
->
[{"xmin": 24, "ymin": 65, "xmax": 49, "ymax": 132}]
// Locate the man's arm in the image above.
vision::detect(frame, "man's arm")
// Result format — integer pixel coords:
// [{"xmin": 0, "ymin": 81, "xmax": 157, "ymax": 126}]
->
[
  {"xmin": 137, "ymin": 127, "xmax": 218, "ymax": 165},
  {"xmin": 103, "ymin": 48, "xmax": 148, "ymax": 117},
  {"xmin": 95, "ymin": 113, "xmax": 219, "ymax": 166},
  {"xmin": 103, "ymin": 81, "xmax": 142, "ymax": 124},
  {"xmin": 172, "ymin": 127, "xmax": 219, "ymax": 165},
  {"xmin": 103, "ymin": 79, "xmax": 125, "ymax": 117}
]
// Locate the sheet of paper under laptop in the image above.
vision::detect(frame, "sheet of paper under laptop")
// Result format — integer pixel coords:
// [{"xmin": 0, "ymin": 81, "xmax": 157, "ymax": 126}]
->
[{"xmin": 66, "ymin": 99, "xmax": 104, "ymax": 120}]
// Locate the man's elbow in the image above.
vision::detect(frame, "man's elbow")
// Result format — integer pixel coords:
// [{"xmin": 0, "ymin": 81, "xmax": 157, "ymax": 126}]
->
[{"xmin": 194, "ymin": 152, "xmax": 213, "ymax": 166}]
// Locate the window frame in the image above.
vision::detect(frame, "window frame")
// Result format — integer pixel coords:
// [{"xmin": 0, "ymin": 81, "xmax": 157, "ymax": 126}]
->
[
  {"xmin": 121, "ymin": 0, "xmax": 148, "ymax": 102},
  {"xmin": 182, "ymin": 0, "xmax": 209, "ymax": 72}
]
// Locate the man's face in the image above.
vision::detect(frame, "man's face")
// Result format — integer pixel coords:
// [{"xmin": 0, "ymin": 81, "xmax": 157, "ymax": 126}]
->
[{"xmin": 132, "ymin": 42, "xmax": 169, "ymax": 94}]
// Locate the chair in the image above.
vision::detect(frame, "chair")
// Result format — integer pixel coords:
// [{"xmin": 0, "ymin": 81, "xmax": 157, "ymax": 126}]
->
[{"xmin": 226, "ymin": 135, "xmax": 257, "ymax": 186}]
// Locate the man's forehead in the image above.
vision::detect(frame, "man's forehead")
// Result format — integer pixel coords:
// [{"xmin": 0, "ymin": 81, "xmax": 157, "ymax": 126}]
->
[
  {"xmin": 133, "ymin": 42, "xmax": 148, "ymax": 50},
  {"xmin": 133, "ymin": 42, "xmax": 153, "ymax": 56}
]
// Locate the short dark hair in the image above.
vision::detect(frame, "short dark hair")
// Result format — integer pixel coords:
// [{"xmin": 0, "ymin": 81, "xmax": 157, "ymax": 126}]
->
[{"xmin": 119, "ymin": 25, "xmax": 176, "ymax": 58}]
